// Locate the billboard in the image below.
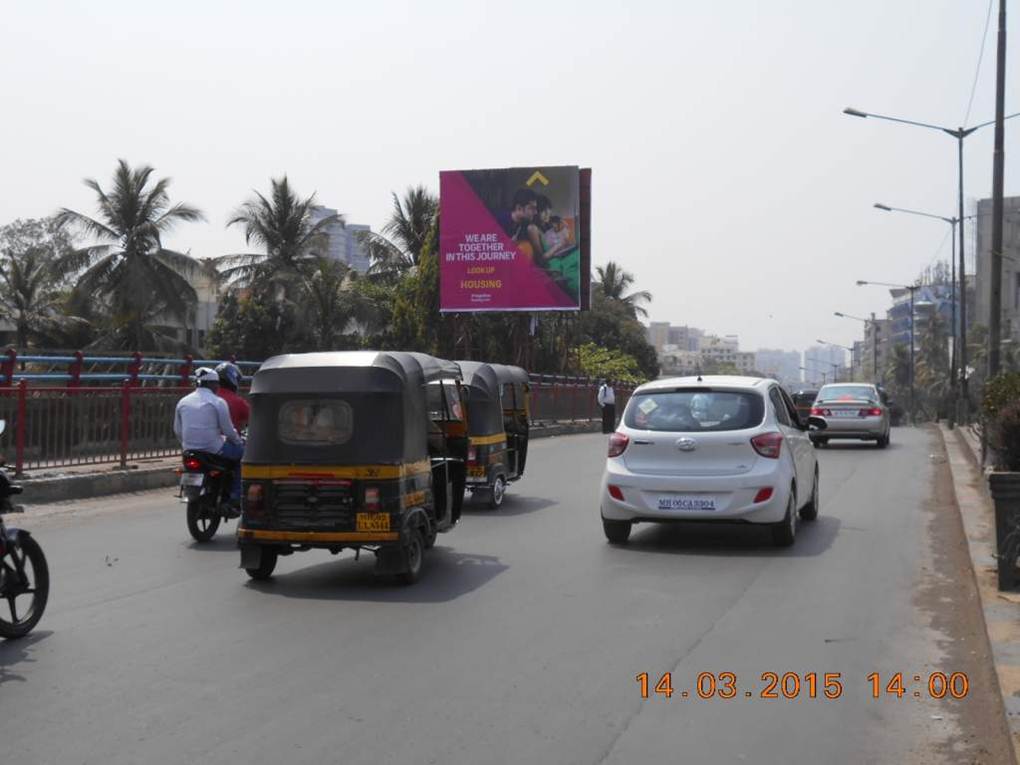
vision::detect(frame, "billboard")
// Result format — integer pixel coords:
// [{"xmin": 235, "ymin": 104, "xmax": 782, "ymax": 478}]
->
[{"xmin": 439, "ymin": 166, "xmax": 587, "ymax": 312}]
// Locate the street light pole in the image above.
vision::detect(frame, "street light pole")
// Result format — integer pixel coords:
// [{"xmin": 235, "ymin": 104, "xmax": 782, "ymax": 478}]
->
[
  {"xmin": 844, "ymin": 106, "xmax": 1020, "ymax": 418},
  {"xmin": 873, "ymin": 202, "xmax": 959, "ymax": 424},
  {"xmin": 989, "ymin": 0, "xmax": 1008, "ymax": 378},
  {"xmin": 857, "ymin": 280, "xmax": 919, "ymax": 424},
  {"xmin": 835, "ymin": 311, "xmax": 882, "ymax": 383}
]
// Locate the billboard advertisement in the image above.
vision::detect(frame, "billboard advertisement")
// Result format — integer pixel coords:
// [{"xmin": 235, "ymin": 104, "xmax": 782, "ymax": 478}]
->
[{"xmin": 440, "ymin": 166, "xmax": 585, "ymax": 312}]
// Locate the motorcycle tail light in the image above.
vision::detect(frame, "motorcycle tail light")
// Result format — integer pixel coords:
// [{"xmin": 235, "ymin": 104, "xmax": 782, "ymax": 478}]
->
[
  {"xmin": 184, "ymin": 457, "xmax": 202, "ymax": 471},
  {"xmin": 245, "ymin": 483, "xmax": 265, "ymax": 518},
  {"xmin": 365, "ymin": 486, "xmax": 381, "ymax": 512},
  {"xmin": 467, "ymin": 446, "xmax": 477, "ymax": 463}
]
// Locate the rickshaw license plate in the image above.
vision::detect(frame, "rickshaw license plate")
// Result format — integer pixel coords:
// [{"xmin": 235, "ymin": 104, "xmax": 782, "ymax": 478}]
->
[{"xmin": 356, "ymin": 513, "xmax": 391, "ymax": 532}]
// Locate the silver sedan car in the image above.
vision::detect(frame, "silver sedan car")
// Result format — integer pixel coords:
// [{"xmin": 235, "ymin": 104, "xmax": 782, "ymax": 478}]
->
[{"xmin": 809, "ymin": 383, "xmax": 890, "ymax": 448}]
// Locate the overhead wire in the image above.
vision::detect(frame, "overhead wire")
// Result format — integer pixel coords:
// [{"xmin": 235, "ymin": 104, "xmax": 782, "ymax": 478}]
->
[{"xmin": 963, "ymin": 0, "xmax": 994, "ymax": 126}]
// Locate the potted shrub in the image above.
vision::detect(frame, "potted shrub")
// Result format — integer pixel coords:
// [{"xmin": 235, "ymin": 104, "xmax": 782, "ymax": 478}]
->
[{"xmin": 983, "ymin": 373, "xmax": 1020, "ymax": 590}]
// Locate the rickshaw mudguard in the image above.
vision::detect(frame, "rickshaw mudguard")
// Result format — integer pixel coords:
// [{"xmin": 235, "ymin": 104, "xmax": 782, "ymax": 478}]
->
[
  {"xmin": 375, "ymin": 510, "xmax": 430, "ymax": 574},
  {"xmin": 239, "ymin": 543, "xmax": 264, "ymax": 570}
]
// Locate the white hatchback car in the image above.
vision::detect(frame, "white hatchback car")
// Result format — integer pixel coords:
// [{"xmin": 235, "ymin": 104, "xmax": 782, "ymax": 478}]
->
[{"xmin": 600, "ymin": 376, "xmax": 819, "ymax": 547}]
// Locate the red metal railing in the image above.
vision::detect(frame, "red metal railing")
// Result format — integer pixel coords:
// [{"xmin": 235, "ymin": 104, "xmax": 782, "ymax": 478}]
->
[{"xmin": 0, "ymin": 375, "xmax": 636, "ymax": 477}]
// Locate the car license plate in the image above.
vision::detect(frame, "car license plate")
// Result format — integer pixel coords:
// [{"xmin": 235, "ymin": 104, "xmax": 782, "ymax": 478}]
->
[
  {"xmin": 179, "ymin": 473, "xmax": 204, "ymax": 486},
  {"xmin": 830, "ymin": 410, "xmax": 858, "ymax": 418},
  {"xmin": 356, "ymin": 513, "xmax": 391, "ymax": 532},
  {"xmin": 658, "ymin": 495, "xmax": 716, "ymax": 511}
]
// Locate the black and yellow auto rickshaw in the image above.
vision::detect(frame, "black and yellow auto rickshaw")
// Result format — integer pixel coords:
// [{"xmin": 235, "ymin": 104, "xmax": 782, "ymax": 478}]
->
[
  {"xmin": 457, "ymin": 361, "xmax": 530, "ymax": 508},
  {"xmin": 236, "ymin": 351, "xmax": 469, "ymax": 584}
]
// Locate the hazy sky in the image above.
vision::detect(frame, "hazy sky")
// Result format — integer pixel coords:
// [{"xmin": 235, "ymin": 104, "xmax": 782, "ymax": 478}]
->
[{"xmin": 2, "ymin": 0, "xmax": 1018, "ymax": 354}]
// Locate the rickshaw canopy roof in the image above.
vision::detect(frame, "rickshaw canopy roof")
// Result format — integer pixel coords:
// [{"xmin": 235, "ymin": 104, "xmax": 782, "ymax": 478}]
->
[
  {"xmin": 456, "ymin": 361, "xmax": 529, "ymax": 436},
  {"xmin": 252, "ymin": 351, "xmax": 462, "ymax": 395}
]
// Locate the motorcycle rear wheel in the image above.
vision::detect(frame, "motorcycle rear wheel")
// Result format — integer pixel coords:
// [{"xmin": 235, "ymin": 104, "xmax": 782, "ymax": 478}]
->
[
  {"xmin": 0, "ymin": 533, "xmax": 49, "ymax": 639},
  {"xmin": 187, "ymin": 500, "xmax": 221, "ymax": 542}
]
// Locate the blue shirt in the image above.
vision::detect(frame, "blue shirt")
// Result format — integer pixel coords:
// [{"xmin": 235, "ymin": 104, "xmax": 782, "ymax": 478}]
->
[{"xmin": 173, "ymin": 387, "xmax": 243, "ymax": 452}]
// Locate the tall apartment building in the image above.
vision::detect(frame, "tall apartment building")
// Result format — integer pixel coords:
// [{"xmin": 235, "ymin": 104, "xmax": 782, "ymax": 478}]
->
[
  {"xmin": 975, "ymin": 195, "xmax": 1020, "ymax": 341},
  {"xmin": 803, "ymin": 344, "xmax": 846, "ymax": 385},
  {"xmin": 308, "ymin": 206, "xmax": 372, "ymax": 273},
  {"xmin": 754, "ymin": 349, "xmax": 801, "ymax": 384},
  {"xmin": 647, "ymin": 322, "xmax": 704, "ymax": 352}
]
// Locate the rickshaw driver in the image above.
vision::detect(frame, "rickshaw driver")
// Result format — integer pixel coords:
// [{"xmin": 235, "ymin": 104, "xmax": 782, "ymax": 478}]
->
[{"xmin": 174, "ymin": 367, "xmax": 246, "ymax": 511}]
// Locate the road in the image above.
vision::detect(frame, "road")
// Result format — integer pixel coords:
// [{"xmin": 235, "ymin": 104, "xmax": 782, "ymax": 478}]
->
[{"xmin": 0, "ymin": 428, "xmax": 1012, "ymax": 764}]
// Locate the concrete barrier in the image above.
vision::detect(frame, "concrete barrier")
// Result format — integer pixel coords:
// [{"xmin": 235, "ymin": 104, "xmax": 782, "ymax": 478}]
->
[{"xmin": 19, "ymin": 420, "xmax": 606, "ymax": 505}]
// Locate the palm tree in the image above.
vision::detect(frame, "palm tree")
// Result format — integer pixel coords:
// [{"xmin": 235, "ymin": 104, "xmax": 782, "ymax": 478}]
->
[
  {"xmin": 594, "ymin": 261, "xmax": 652, "ymax": 318},
  {"xmin": 55, "ymin": 160, "xmax": 204, "ymax": 350},
  {"xmin": 219, "ymin": 176, "xmax": 339, "ymax": 299},
  {"xmin": 360, "ymin": 185, "xmax": 439, "ymax": 278},
  {"xmin": 298, "ymin": 258, "xmax": 376, "ymax": 350}
]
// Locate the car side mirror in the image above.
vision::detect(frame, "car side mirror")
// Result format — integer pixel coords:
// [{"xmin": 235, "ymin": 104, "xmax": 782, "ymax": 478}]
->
[{"xmin": 807, "ymin": 416, "xmax": 827, "ymax": 432}]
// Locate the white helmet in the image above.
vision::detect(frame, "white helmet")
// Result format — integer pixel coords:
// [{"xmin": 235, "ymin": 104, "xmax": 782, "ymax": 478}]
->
[{"xmin": 194, "ymin": 367, "xmax": 219, "ymax": 385}]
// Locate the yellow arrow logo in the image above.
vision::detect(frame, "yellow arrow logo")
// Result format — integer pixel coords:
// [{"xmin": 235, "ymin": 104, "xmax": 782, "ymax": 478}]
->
[{"xmin": 526, "ymin": 171, "xmax": 549, "ymax": 187}]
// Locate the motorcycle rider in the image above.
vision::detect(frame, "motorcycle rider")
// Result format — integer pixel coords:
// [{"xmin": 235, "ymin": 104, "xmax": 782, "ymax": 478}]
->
[
  {"xmin": 214, "ymin": 362, "xmax": 250, "ymax": 432},
  {"xmin": 173, "ymin": 367, "xmax": 244, "ymax": 513}
]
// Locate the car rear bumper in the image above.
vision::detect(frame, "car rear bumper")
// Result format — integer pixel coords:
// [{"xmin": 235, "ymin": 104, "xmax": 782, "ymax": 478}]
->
[
  {"xmin": 600, "ymin": 461, "xmax": 790, "ymax": 525},
  {"xmin": 814, "ymin": 415, "xmax": 886, "ymax": 438}
]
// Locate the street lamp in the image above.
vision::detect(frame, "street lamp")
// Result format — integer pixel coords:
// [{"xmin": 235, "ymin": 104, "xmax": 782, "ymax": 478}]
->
[
  {"xmin": 844, "ymin": 105, "xmax": 1020, "ymax": 418},
  {"xmin": 873, "ymin": 202, "xmax": 959, "ymax": 420},
  {"xmin": 858, "ymin": 280, "xmax": 919, "ymax": 423},
  {"xmin": 835, "ymin": 311, "xmax": 881, "ymax": 384},
  {"xmin": 799, "ymin": 365, "xmax": 826, "ymax": 385},
  {"xmin": 817, "ymin": 339, "xmax": 854, "ymax": 382}
]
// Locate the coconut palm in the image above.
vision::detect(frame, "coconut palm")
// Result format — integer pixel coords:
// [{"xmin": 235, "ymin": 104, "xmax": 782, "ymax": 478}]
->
[
  {"xmin": 360, "ymin": 185, "xmax": 438, "ymax": 278},
  {"xmin": 219, "ymin": 176, "xmax": 340, "ymax": 299},
  {"xmin": 54, "ymin": 160, "xmax": 204, "ymax": 350},
  {"xmin": 297, "ymin": 258, "xmax": 378, "ymax": 350},
  {"xmin": 594, "ymin": 261, "xmax": 652, "ymax": 318}
]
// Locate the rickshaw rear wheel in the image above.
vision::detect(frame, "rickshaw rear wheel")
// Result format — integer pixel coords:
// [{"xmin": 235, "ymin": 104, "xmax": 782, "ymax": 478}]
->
[
  {"xmin": 245, "ymin": 547, "xmax": 278, "ymax": 580},
  {"xmin": 397, "ymin": 527, "xmax": 425, "ymax": 585},
  {"xmin": 488, "ymin": 476, "xmax": 506, "ymax": 509}
]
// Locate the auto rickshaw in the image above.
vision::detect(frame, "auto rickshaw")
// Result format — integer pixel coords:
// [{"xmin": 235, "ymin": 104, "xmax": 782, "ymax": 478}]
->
[
  {"xmin": 236, "ymin": 351, "xmax": 469, "ymax": 584},
  {"xmin": 456, "ymin": 361, "xmax": 530, "ymax": 508}
]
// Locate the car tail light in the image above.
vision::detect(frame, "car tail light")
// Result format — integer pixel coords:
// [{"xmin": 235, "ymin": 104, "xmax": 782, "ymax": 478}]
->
[
  {"xmin": 607, "ymin": 432, "xmax": 630, "ymax": 458},
  {"xmin": 467, "ymin": 446, "xmax": 477, "ymax": 464},
  {"xmin": 750, "ymin": 432, "xmax": 784, "ymax": 459},
  {"xmin": 860, "ymin": 407, "xmax": 883, "ymax": 417},
  {"xmin": 245, "ymin": 483, "xmax": 265, "ymax": 518},
  {"xmin": 184, "ymin": 457, "xmax": 202, "ymax": 471},
  {"xmin": 608, "ymin": 485, "xmax": 625, "ymax": 501},
  {"xmin": 810, "ymin": 407, "xmax": 828, "ymax": 416},
  {"xmin": 365, "ymin": 486, "xmax": 381, "ymax": 512},
  {"xmin": 753, "ymin": 487, "xmax": 774, "ymax": 503}
]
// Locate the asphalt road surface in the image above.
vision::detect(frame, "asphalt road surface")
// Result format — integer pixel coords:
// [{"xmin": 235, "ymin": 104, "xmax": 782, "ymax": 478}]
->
[{"xmin": 1, "ymin": 428, "xmax": 1011, "ymax": 764}]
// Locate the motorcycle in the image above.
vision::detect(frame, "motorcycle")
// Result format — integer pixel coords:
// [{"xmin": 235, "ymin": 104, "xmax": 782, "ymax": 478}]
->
[
  {"xmin": 178, "ymin": 449, "xmax": 240, "ymax": 542},
  {"xmin": 0, "ymin": 419, "xmax": 49, "ymax": 639}
]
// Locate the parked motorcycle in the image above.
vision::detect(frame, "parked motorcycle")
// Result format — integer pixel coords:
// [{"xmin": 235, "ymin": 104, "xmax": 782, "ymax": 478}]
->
[
  {"xmin": 178, "ymin": 450, "xmax": 239, "ymax": 542},
  {"xmin": 0, "ymin": 419, "xmax": 49, "ymax": 639}
]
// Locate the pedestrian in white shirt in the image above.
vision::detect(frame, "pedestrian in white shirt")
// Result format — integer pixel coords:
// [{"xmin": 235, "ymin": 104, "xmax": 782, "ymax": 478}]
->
[
  {"xmin": 174, "ymin": 368, "xmax": 245, "ymax": 508},
  {"xmin": 597, "ymin": 380, "xmax": 616, "ymax": 434}
]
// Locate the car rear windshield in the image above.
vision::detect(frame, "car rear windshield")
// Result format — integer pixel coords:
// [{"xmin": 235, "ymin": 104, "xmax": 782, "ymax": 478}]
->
[
  {"xmin": 817, "ymin": 385, "xmax": 878, "ymax": 403},
  {"xmin": 624, "ymin": 389, "xmax": 765, "ymax": 432}
]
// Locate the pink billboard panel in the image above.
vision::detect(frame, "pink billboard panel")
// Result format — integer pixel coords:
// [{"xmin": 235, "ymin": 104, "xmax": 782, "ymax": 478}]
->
[{"xmin": 440, "ymin": 166, "xmax": 581, "ymax": 312}]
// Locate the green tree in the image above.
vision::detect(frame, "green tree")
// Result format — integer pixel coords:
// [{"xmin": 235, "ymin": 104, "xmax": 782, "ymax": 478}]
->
[
  {"xmin": 594, "ymin": 261, "xmax": 652, "ymax": 318},
  {"xmin": 0, "ymin": 217, "xmax": 87, "ymax": 348},
  {"xmin": 576, "ymin": 291, "xmax": 659, "ymax": 378},
  {"xmin": 205, "ymin": 292, "xmax": 296, "ymax": 360},
  {"xmin": 219, "ymin": 176, "xmax": 339, "ymax": 300},
  {"xmin": 55, "ymin": 159, "xmax": 204, "ymax": 350},
  {"xmin": 298, "ymin": 258, "xmax": 377, "ymax": 350},
  {"xmin": 577, "ymin": 342, "xmax": 643, "ymax": 384},
  {"xmin": 360, "ymin": 185, "xmax": 439, "ymax": 280}
]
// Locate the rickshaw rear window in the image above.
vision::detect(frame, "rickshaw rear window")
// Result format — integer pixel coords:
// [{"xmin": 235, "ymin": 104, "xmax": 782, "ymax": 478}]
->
[{"xmin": 278, "ymin": 400, "xmax": 354, "ymax": 445}]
